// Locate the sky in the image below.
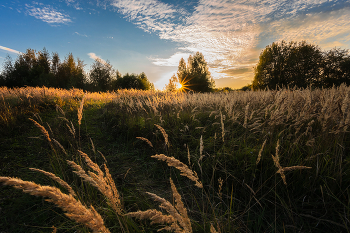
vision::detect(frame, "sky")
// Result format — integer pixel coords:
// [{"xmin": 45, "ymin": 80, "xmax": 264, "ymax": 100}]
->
[{"xmin": 1, "ymin": 0, "xmax": 350, "ymax": 90}]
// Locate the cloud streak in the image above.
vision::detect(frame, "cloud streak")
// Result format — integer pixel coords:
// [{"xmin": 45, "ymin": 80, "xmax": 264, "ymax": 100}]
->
[
  {"xmin": 0, "ymin": 45, "xmax": 22, "ymax": 55},
  {"xmin": 88, "ymin": 53, "xmax": 110, "ymax": 67},
  {"xmin": 26, "ymin": 4, "xmax": 72, "ymax": 24},
  {"xmin": 74, "ymin": 32, "xmax": 88, "ymax": 37}
]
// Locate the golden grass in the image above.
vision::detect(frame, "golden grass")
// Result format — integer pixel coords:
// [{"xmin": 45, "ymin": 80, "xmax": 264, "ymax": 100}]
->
[
  {"xmin": 271, "ymin": 140, "xmax": 312, "ymax": 185},
  {"xmin": 155, "ymin": 124, "xmax": 169, "ymax": 148},
  {"xmin": 127, "ymin": 178, "xmax": 192, "ymax": 233},
  {"xmin": 28, "ymin": 118, "xmax": 51, "ymax": 142},
  {"xmin": 136, "ymin": 137, "xmax": 153, "ymax": 147},
  {"xmin": 0, "ymin": 176, "xmax": 110, "ymax": 233},
  {"xmin": 69, "ymin": 150, "xmax": 122, "ymax": 215},
  {"xmin": 78, "ymin": 96, "xmax": 84, "ymax": 126},
  {"xmin": 151, "ymin": 154, "xmax": 203, "ymax": 188},
  {"xmin": 29, "ymin": 167, "xmax": 76, "ymax": 197},
  {"xmin": 2, "ymin": 85, "xmax": 349, "ymax": 232}
]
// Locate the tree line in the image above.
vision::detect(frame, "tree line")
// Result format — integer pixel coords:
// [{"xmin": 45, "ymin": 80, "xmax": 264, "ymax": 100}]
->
[
  {"xmin": 0, "ymin": 48, "xmax": 154, "ymax": 92},
  {"xmin": 252, "ymin": 41, "xmax": 350, "ymax": 90}
]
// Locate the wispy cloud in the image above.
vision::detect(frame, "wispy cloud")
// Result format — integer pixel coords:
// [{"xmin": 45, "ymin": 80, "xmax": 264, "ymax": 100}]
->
[
  {"xmin": 88, "ymin": 52, "xmax": 110, "ymax": 67},
  {"xmin": 266, "ymin": 7, "xmax": 350, "ymax": 49},
  {"xmin": 74, "ymin": 32, "xmax": 88, "ymax": 37},
  {"xmin": 25, "ymin": 3, "xmax": 72, "ymax": 24},
  {"xmin": 0, "ymin": 45, "xmax": 22, "ymax": 55},
  {"xmin": 111, "ymin": 0, "xmax": 350, "ymax": 83},
  {"xmin": 151, "ymin": 52, "xmax": 191, "ymax": 66},
  {"xmin": 64, "ymin": 0, "xmax": 82, "ymax": 10},
  {"xmin": 111, "ymin": 0, "xmax": 181, "ymax": 33}
]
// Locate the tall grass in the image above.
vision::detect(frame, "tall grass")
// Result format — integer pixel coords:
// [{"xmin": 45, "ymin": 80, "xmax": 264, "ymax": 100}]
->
[{"xmin": 0, "ymin": 85, "xmax": 349, "ymax": 232}]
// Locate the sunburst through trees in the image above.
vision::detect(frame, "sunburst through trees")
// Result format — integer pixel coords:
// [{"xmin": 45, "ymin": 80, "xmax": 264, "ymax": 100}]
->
[{"xmin": 166, "ymin": 52, "xmax": 215, "ymax": 92}]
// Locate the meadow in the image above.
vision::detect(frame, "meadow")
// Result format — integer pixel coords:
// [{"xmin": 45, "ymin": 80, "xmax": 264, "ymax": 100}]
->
[{"xmin": 0, "ymin": 86, "xmax": 349, "ymax": 232}]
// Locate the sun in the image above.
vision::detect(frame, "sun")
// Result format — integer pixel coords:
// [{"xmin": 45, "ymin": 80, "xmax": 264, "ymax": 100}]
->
[{"xmin": 175, "ymin": 82, "xmax": 182, "ymax": 90}]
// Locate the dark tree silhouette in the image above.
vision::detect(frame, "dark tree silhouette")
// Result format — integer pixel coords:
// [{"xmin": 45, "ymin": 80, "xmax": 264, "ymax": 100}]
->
[
  {"xmin": 114, "ymin": 73, "xmax": 154, "ymax": 90},
  {"xmin": 177, "ymin": 52, "xmax": 215, "ymax": 92},
  {"xmin": 56, "ymin": 53, "xmax": 86, "ymax": 89},
  {"xmin": 252, "ymin": 41, "xmax": 350, "ymax": 90},
  {"xmin": 89, "ymin": 59, "xmax": 113, "ymax": 92},
  {"xmin": 0, "ymin": 47, "xmax": 155, "ymax": 92}
]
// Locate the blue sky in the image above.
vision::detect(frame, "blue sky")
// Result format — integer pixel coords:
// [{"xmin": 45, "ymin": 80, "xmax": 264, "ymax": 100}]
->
[{"xmin": 1, "ymin": 0, "xmax": 350, "ymax": 90}]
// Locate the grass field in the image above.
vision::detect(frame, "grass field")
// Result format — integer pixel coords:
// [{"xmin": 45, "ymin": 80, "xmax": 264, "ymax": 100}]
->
[{"xmin": 0, "ymin": 86, "xmax": 349, "ymax": 232}]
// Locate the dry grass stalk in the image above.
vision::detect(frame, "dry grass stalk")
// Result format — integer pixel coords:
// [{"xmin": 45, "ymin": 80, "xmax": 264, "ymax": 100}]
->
[
  {"xmin": 67, "ymin": 160, "xmax": 99, "ymax": 187},
  {"xmin": 78, "ymin": 96, "xmax": 84, "ymax": 126},
  {"xmin": 218, "ymin": 177, "xmax": 223, "ymax": 199},
  {"xmin": 136, "ymin": 137, "xmax": 153, "ymax": 147},
  {"xmin": 127, "ymin": 209, "xmax": 175, "ymax": 225},
  {"xmin": 272, "ymin": 140, "xmax": 312, "ymax": 185},
  {"xmin": 69, "ymin": 151, "xmax": 122, "ymax": 215},
  {"xmin": 187, "ymin": 145, "xmax": 191, "ymax": 166},
  {"xmin": 56, "ymin": 104, "xmax": 65, "ymax": 116},
  {"xmin": 52, "ymin": 138, "xmax": 67, "ymax": 155},
  {"xmin": 103, "ymin": 164, "xmax": 122, "ymax": 215},
  {"xmin": 243, "ymin": 103, "xmax": 249, "ymax": 128},
  {"xmin": 155, "ymin": 124, "xmax": 169, "ymax": 147},
  {"xmin": 127, "ymin": 178, "xmax": 192, "ymax": 233},
  {"xmin": 0, "ymin": 177, "xmax": 110, "ymax": 233},
  {"xmin": 98, "ymin": 150, "xmax": 107, "ymax": 164},
  {"xmin": 281, "ymin": 166, "xmax": 312, "ymax": 172},
  {"xmin": 90, "ymin": 138, "xmax": 96, "ymax": 153},
  {"xmin": 29, "ymin": 168, "xmax": 76, "ymax": 197},
  {"xmin": 220, "ymin": 111, "xmax": 225, "ymax": 142},
  {"xmin": 210, "ymin": 223, "xmax": 219, "ymax": 233},
  {"xmin": 151, "ymin": 154, "xmax": 203, "ymax": 188},
  {"xmin": 66, "ymin": 122, "xmax": 75, "ymax": 137},
  {"xmin": 46, "ymin": 122, "xmax": 54, "ymax": 138},
  {"xmin": 169, "ymin": 178, "xmax": 192, "ymax": 232},
  {"xmin": 256, "ymin": 139, "xmax": 267, "ymax": 165},
  {"xmin": 29, "ymin": 118, "xmax": 51, "ymax": 142},
  {"xmin": 78, "ymin": 150, "xmax": 103, "ymax": 177},
  {"xmin": 199, "ymin": 135, "xmax": 204, "ymax": 161}
]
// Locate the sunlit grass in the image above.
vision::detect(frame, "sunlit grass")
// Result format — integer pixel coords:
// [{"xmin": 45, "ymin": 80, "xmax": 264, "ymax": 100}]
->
[{"xmin": 0, "ymin": 85, "xmax": 349, "ymax": 232}]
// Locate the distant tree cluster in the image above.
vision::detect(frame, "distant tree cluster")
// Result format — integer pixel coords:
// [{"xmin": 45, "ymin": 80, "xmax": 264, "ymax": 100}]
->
[
  {"xmin": 166, "ymin": 52, "xmax": 215, "ymax": 92},
  {"xmin": 253, "ymin": 41, "xmax": 350, "ymax": 90},
  {"xmin": 0, "ymin": 48, "xmax": 154, "ymax": 91}
]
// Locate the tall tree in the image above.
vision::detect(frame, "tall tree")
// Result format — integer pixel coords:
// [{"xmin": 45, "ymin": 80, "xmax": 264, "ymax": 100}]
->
[
  {"xmin": 177, "ymin": 52, "xmax": 215, "ymax": 92},
  {"xmin": 322, "ymin": 48, "xmax": 350, "ymax": 87},
  {"xmin": 56, "ymin": 53, "xmax": 86, "ymax": 89},
  {"xmin": 165, "ymin": 74, "xmax": 179, "ymax": 92},
  {"xmin": 253, "ymin": 41, "xmax": 324, "ymax": 90},
  {"xmin": 89, "ymin": 59, "xmax": 113, "ymax": 92}
]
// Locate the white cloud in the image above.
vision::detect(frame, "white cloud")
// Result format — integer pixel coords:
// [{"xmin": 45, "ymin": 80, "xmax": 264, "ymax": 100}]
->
[
  {"xmin": 64, "ymin": 0, "xmax": 82, "ymax": 10},
  {"xmin": 0, "ymin": 45, "xmax": 23, "ymax": 55},
  {"xmin": 110, "ymin": 0, "xmax": 350, "ymax": 81},
  {"xmin": 266, "ymin": 8, "xmax": 350, "ymax": 49},
  {"xmin": 25, "ymin": 4, "xmax": 72, "ymax": 24},
  {"xmin": 151, "ymin": 52, "xmax": 191, "ymax": 66},
  {"xmin": 111, "ymin": 0, "xmax": 181, "ymax": 33},
  {"xmin": 88, "ymin": 52, "xmax": 110, "ymax": 67}
]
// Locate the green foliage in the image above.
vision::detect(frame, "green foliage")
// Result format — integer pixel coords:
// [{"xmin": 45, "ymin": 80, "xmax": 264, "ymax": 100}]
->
[
  {"xmin": 114, "ymin": 72, "xmax": 154, "ymax": 90},
  {"xmin": 175, "ymin": 52, "xmax": 215, "ymax": 92},
  {"xmin": 89, "ymin": 59, "xmax": 114, "ymax": 92},
  {"xmin": 165, "ymin": 74, "xmax": 179, "ymax": 92},
  {"xmin": 56, "ymin": 53, "xmax": 86, "ymax": 89},
  {"xmin": 253, "ymin": 41, "xmax": 350, "ymax": 90},
  {"xmin": 0, "ymin": 48, "xmax": 155, "ymax": 93}
]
